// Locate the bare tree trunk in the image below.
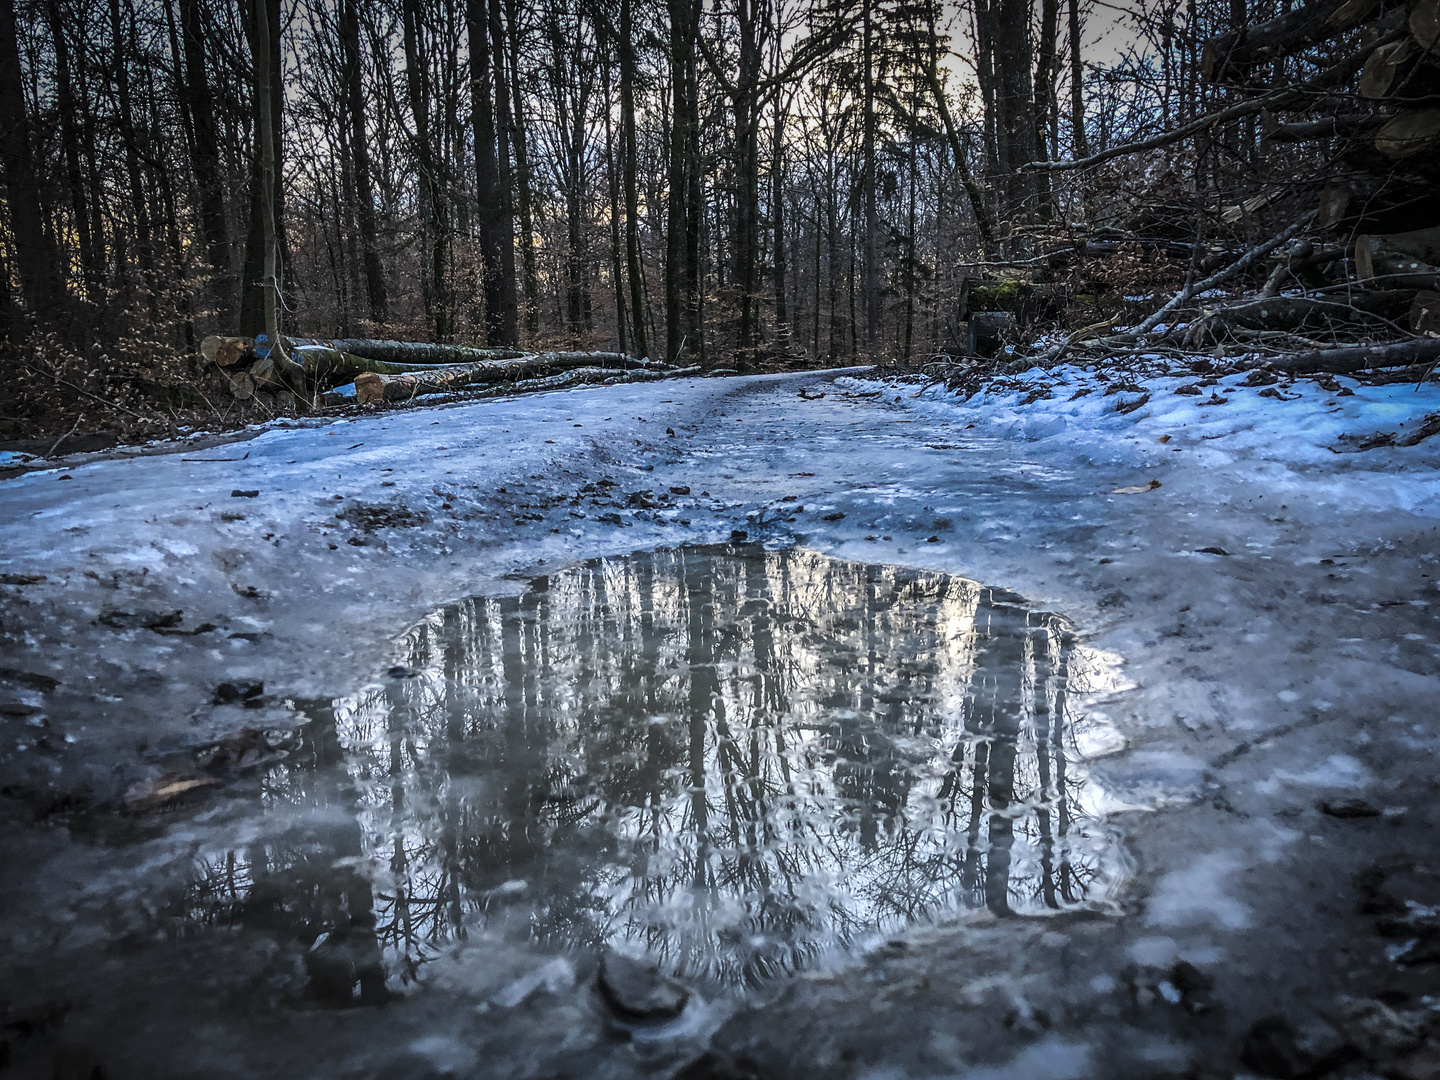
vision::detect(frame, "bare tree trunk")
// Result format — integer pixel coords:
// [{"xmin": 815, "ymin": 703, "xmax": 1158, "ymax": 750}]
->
[
  {"xmin": 987, "ymin": 0, "xmax": 1038, "ymax": 225},
  {"xmin": 488, "ymin": 0, "xmax": 519, "ymax": 343},
  {"xmin": 903, "ymin": 90, "xmax": 917, "ymax": 361},
  {"xmin": 0, "ymin": 0, "xmax": 58, "ymax": 333},
  {"xmin": 1068, "ymin": 0, "xmax": 1087, "ymax": 158},
  {"xmin": 341, "ymin": 0, "xmax": 387, "ymax": 324},
  {"xmin": 1034, "ymin": 0, "xmax": 1058, "ymax": 220},
  {"xmin": 402, "ymin": 0, "xmax": 449, "ymax": 340},
  {"xmin": 241, "ymin": 0, "xmax": 283, "ymax": 338},
  {"xmin": 505, "ymin": 0, "xmax": 539, "ymax": 338},
  {"xmin": 973, "ymin": 0, "xmax": 998, "ymax": 173},
  {"xmin": 46, "ymin": 0, "xmax": 100, "ymax": 303},
  {"xmin": 550, "ymin": 12, "xmax": 592, "ymax": 335},
  {"xmin": 112, "ymin": 0, "xmax": 158, "ymax": 316},
  {"xmin": 922, "ymin": 11, "xmax": 996, "ymax": 252},
  {"xmin": 469, "ymin": 0, "xmax": 508, "ymax": 345},
  {"xmin": 772, "ymin": 101, "xmax": 790, "ymax": 348},
  {"xmin": 601, "ymin": 45, "xmax": 627, "ymax": 353},
  {"xmin": 666, "ymin": 0, "xmax": 703, "ymax": 363},
  {"xmin": 178, "ymin": 0, "xmax": 233, "ymax": 323},
  {"xmin": 621, "ymin": 0, "xmax": 650, "ymax": 359},
  {"xmin": 731, "ymin": 0, "xmax": 766, "ymax": 364},
  {"xmin": 860, "ymin": 0, "xmax": 880, "ymax": 346},
  {"xmin": 251, "ymin": 0, "xmax": 283, "ymax": 363}
]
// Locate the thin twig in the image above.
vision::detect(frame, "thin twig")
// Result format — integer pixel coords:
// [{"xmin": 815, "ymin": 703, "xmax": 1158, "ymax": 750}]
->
[{"xmin": 46, "ymin": 414, "xmax": 83, "ymax": 458}]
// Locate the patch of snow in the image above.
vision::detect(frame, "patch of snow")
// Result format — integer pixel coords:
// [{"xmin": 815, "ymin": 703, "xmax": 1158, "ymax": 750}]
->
[
  {"xmin": 1145, "ymin": 854, "xmax": 1252, "ymax": 930},
  {"xmin": 951, "ymin": 1039, "xmax": 1092, "ymax": 1080}
]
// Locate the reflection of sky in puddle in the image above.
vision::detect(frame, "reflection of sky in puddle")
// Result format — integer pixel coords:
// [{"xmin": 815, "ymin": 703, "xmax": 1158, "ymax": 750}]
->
[{"xmin": 185, "ymin": 545, "xmax": 1128, "ymax": 995}]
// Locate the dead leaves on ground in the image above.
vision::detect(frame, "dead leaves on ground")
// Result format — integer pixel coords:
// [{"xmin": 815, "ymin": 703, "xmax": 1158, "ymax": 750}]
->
[
  {"xmin": 123, "ymin": 724, "xmax": 301, "ymax": 813},
  {"xmin": 1113, "ymin": 479, "xmax": 1163, "ymax": 494},
  {"xmin": 122, "ymin": 772, "xmax": 220, "ymax": 810}
]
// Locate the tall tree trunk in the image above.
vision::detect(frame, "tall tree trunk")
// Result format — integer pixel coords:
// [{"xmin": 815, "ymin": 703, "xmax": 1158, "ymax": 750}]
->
[
  {"xmin": 241, "ymin": 0, "xmax": 282, "ymax": 337},
  {"xmin": 1068, "ymin": 0, "xmax": 1087, "ymax": 158},
  {"xmin": 250, "ymin": 0, "xmax": 283, "ymax": 358},
  {"xmin": 0, "ymin": 0, "xmax": 58, "ymax": 332},
  {"xmin": 341, "ymin": 0, "xmax": 386, "ymax": 324},
  {"xmin": 147, "ymin": 68, "xmax": 195, "ymax": 348},
  {"xmin": 732, "ymin": 0, "xmax": 764, "ymax": 364},
  {"xmin": 620, "ymin": 0, "xmax": 649, "ymax": 359},
  {"xmin": 772, "ymin": 102, "xmax": 790, "ymax": 348},
  {"xmin": 179, "ymin": 0, "xmax": 234, "ymax": 324},
  {"xmin": 557, "ymin": 26, "xmax": 592, "ymax": 335},
  {"xmin": 112, "ymin": 0, "xmax": 158, "ymax": 316},
  {"xmin": 903, "ymin": 91, "xmax": 917, "ymax": 361},
  {"xmin": 826, "ymin": 172, "xmax": 841, "ymax": 359},
  {"xmin": 987, "ymin": 0, "xmax": 1038, "ymax": 225},
  {"xmin": 488, "ymin": 0, "xmax": 518, "ymax": 343},
  {"xmin": 505, "ymin": 0, "xmax": 539, "ymax": 338},
  {"xmin": 666, "ymin": 0, "xmax": 702, "ymax": 363},
  {"xmin": 402, "ymin": 0, "xmax": 448, "ymax": 340},
  {"xmin": 46, "ymin": 0, "xmax": 99, "ymax": 302},
  {"xmin": 79, "ymin": 48, "xmax": 106, "ymax": 293},
  {"xmin": 469, "ymin": 0, "xmax": 508, "ymax": 345},
  {"xmin": 1034, "ymin": 0, "xmax": 1058, "ymax": 220},
  {"xmin": 860, "ymin": 0, "xmax": 879, "ymax": 346},
  {"xmin": 973, "ymin": 0, "xmax": 998, "ymax": 175},
  {"xmin": 812, "ymin": 194, "xmax": 821, "ymax": 357},
  {"xmin": 922, "ymin": 11, "xmax": 996, "ymax": 253},
  {"xmin": 601, "ymin": 47, "xmax": 627, "ymax": 353}
]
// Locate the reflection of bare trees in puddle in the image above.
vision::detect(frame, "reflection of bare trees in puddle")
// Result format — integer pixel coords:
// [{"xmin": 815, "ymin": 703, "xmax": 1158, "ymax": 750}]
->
[{"xmin": 180, "ymin": 545, "xmax": 1125, "ymax": 997}]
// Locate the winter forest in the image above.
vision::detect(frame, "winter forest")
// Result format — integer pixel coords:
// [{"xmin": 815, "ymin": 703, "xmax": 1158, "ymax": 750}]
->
[
  {"xmin": 10, "ymin": 0, "xmax": 1434, "ymax": 415},
  {"xmin": 7, "ymin": 0, "xmax": 1440, "ymax": 1070}
]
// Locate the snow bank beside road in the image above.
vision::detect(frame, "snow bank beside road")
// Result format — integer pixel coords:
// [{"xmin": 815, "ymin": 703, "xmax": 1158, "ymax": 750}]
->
[{"xmin": 846, "ymin": 364, "xmax": 1440, "ymax": 519}]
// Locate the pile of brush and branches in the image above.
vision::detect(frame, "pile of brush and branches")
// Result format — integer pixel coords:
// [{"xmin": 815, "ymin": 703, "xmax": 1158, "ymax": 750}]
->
[{"xmin": 911, "ymin": 0, "xmax": 1440, "ymax": 394}]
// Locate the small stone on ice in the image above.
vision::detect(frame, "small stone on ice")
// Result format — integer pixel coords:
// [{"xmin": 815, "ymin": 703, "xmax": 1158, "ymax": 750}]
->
[
  {"xmin": 1320, "ymin": 797, "xmax": 1382, "ymax": 819},
  {"xmin": 597, "ymin": 951, "xmax": 689, "ymax": 1021}
]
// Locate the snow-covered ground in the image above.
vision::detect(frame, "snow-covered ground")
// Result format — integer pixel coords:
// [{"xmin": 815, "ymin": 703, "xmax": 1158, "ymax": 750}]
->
[{"xmin": 2, "ymin": 364, "xmax": 1439, "ymax": 1079}]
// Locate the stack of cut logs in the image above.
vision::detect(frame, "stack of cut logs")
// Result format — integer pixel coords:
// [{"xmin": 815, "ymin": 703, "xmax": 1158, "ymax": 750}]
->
[
  {"xmin": 1201, "ymin": 0, "xmax": 1440, "ymax": 343},
  {"xmin": 199, "ymin": 336, "xmax": 690, "ymax": 405}
]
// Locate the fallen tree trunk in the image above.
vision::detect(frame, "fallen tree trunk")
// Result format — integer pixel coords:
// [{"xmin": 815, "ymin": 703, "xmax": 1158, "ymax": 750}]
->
[
  {"xmin": 1261, "ymin": 112, "xmax": 1384, "ymax": 142},
  {"xmin": 1374, "ymin": 107, "xmax": 1440, "ymax": 157},
  {"xmin": 1189, "ymin": 289, "xmax": 1415, "ymax": 340},
  {"xmin": 201, "ymin": 336, "xmax": 529, "ymax": 374},
  {"xmin": 1316, "ymin": 170, "xmax": 1440, "ymax": 233},
  {"xmin": 1355, "ymin": 228, "xmax": 1440, "ymax": 285},
  {"xmin": 1414, "ymin": 0, "xmax": 1440, "ymax": 54},
  {"xmin": 408, "ymin": 365, "xmax": 706, "ymax": 405},
  {"xmin": 322, "ymin": 364, "xmax": 703, "ymax": 408},
  {"xmin": 203, "ymin": 336, "xmax": 672, "ymax": 390},
  {"xmin": 1270, "ymin": 336, "xmax": 1440, "ymax": 372},
  {"xmin": 311, "ymin": 339, "xmax": 526, "ymax": 365},
  {"xmin": 349, "ymin": 352, "xmax": 668, "ymax": 403},
  {"xmin": 1203, "ymin": 0, "xmax": 1381, "ymax": 82},
  {"xmin": 1358, "ymin": 37, "xmax": 1440, "ymax": 97},
  {"xmin": 199, "ymin": 336, "xmax": 250, "ymax": 367}
]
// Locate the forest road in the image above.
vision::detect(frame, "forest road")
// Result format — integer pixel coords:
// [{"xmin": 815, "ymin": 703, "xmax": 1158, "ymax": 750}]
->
[{"xmin": 0, "ymin": 368, "xmax": 1438, "ymax": 1079}]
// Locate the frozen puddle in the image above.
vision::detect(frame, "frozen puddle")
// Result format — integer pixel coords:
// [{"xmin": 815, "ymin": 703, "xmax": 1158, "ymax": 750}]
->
[{"xmin": 179, "ymin": 545, "xmax": 1130, "ymax": 999}]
